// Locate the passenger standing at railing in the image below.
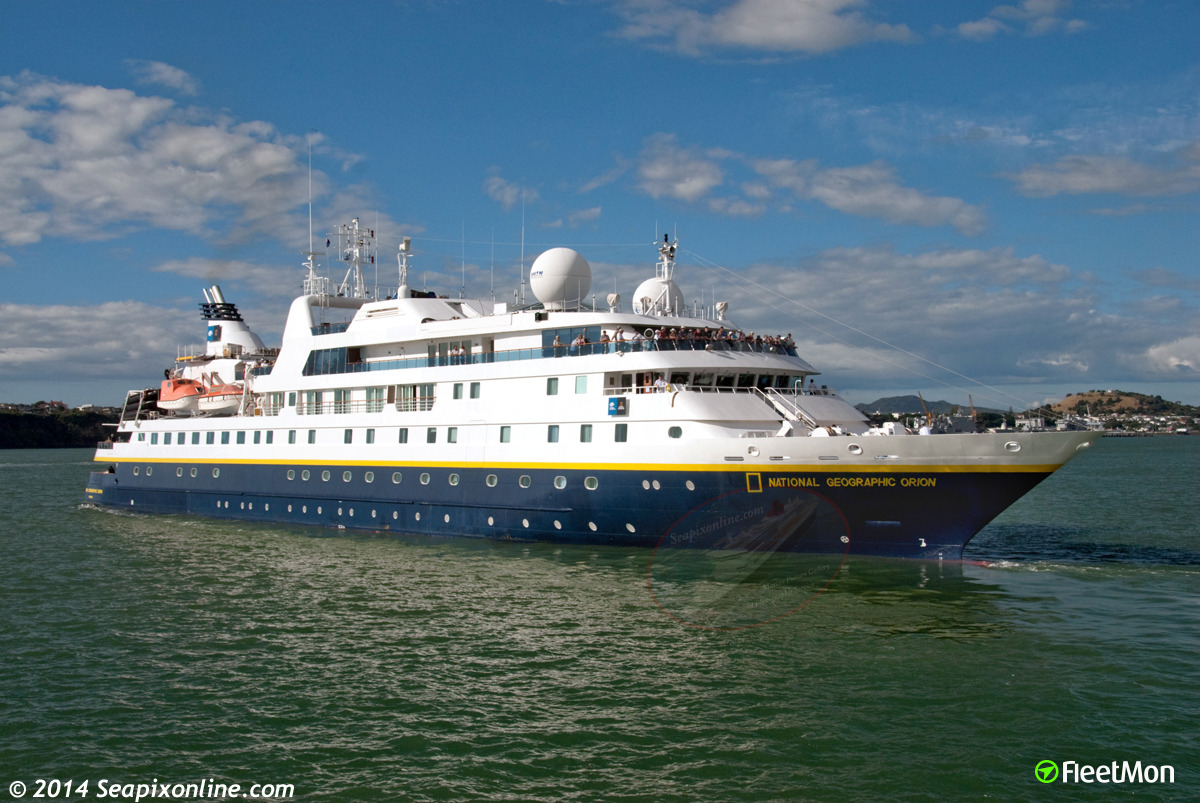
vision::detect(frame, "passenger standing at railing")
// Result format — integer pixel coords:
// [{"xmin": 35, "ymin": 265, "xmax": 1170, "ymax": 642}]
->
[
  {"xmin": 600, "ymin": 330, "xmax": 610, "ymax": 353},
  {"xmin": 553, "ymin": 334, "xmax": 565, "ymax": 357},
  {"xmin": 614, "ymin": 328, "xmax": 627, "ymax": 353}
]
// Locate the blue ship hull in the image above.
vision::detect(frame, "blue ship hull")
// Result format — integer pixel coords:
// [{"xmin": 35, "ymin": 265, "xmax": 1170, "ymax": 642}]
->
[{"xmin": 85, "ymin": 460, "xmax": 1053, "ymax": 560}]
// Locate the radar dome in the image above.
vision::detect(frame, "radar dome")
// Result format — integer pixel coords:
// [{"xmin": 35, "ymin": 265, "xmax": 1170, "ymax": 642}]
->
[
  {"xmin": 632, "ymin": 276, "xmax": 683, "ymax": 316},
  {"xmin": 530, "ymin": 247, "xmax": 591, "ymax": 310}
]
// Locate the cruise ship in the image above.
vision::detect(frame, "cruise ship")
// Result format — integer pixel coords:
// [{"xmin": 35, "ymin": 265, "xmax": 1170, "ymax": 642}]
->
[{"xmin": 85, "ymin": 222, "xmax": 1100, "ymax": 559}]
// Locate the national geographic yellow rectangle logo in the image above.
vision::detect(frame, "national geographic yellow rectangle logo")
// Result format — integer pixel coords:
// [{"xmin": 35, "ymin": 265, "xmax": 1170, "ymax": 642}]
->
[{"xmin": 746, "ymin": 473, "xmax": 762, "ymax": 493}]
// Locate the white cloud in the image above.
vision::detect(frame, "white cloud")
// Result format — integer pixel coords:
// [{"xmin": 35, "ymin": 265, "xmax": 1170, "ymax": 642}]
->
[
  {"xmin": 0, "ymin": 72, "xmax": 337, "ymax": 248},
  {"xmin": 1006, "ymin": 147, "xmax": 1200, "ymax": 197},
  {"xmin": 956, "ymin": 0, "xmax": 1087, "ymax": 40},
  {"xmin": 615, "ymin": 0, "xmax": 914, "ymax": 56},
  {"xmin": 124, "ymin": 60, "xmax": 199, "ymax": 95},
  {"xmin": 637, "ymin": 133, "xmax": 724, "ymax": 202},
  {"xmin": 483, "ymin": 171, "xmax": 538, "ymax": 210}
]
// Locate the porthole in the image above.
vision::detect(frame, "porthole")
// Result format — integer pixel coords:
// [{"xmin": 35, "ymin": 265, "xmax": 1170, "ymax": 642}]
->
[
  {"xmin": 146, "ymin": 466, "xmax": 153, "ymax": 477},
  {"xmin": 420, "ymin": 473, "xmax": 431, "ymax": 485},
  {"xmin": 553, "ymin": 520, "xmax": 562, "ymax": 529},
  {"xmin": 584, "ymin": 476, "xmax": 599, "ymax": 491},
  {"xmin": 317, "ymin": 506, "xmax": 322, "ymax": 514},
  {"xmin": 588, "ymin": 521, "xmax": 598, "ymax": 532},
  {"xmin": 625, "ymin": 523, "xmax": 637, "ymax": 533},
  {"xmin": 444, "ymin": 514, "xmax": 451, "ymax": 523},
  {"xmin": 519, "ymin": 475, "xmax": 531, "ymax": 488},
  {"xmin": 264, "ymin": 503, "xmax": 269, "ymax": 512},
  {"xmin": 288, "ymin": 504, "xmax": 293, "ymax": 512},
  {"xmin": 848, "ymin": 443, "xmax": 864, "ymax": 455},
  {"xmin": 668, "ymin": 426, "xmax": 682, "ymax": 439},
  {"xmin": 321, "ymin": 470, "xmax": 331, "ymax": 482},
  {"xmin": 176, "ymin": 467, "xmax": 183, "ymax": 477},
  {"xmin": 133, "ymin": 466, "xmax": 140, "ymax": 476},
  {"xmin": 522, "ymin": 518, "xmax": 530, "ymax": 528},
  {"xmin": 212, "ymin": 468, "xmax": 220, "ymax": 479},
  {"xmin": 371, "ymin": 509, "xmax": 376, "ymax": 518},
  {"xmin": 652, "ymin": 480, "xmax": 661, "ymax": 490},
  {"xmin": 392, "ymin": 511, "xmax": 398, "ymax": 520},
  {"xmin": 190, "ymin": 467, "xmax": 198, "ymax": 478},
  {"xmin": 392, "ymin": 472, "xmax": 402, "ymax": 484},
  {"xmin": 240, "ymin": 502, "xmax": 245, "ymax": 510},
  {"xmin": 287, "ymin": 469, "xmax": 296, "ymax": 480},
  {"xmin": 338, "ymin": 507, "xmax": 344, "ymax": 516},
  {"xmin": 415, "ymin": 512, "xmax": 421, "ymax": 521},
  {"xmin": 641, "ymin": 479, "xmax": 650, "ymax": 490},
  {"xmin": 349, "ymin": 509, "xmax": 354, "ymax": 517},
  {"xmin": 343, "ymin": 470, "xmax": 352, "ymax": 482},
  {"xmin": 553, "ymin": 476, "xmax": 567, "ymax": 490},
  {"xmin": 748, "ymin": 445, "xmax": 760, "ymax": 456},
  {"xmin": 301, "ymin": 470, "xmax": 311, "ymax": 481},
  {"xmin": 685, "ymin": 480, "xmax": 695, "ymax": 491},
  {"xmin": 488, "ymin": 516, "xmax": 495, "ymax": 525},
  {"xmin": 364, "ymin": 471, "xmax": 374, "ymax": 483},
  {"xmin": 448, "ymin": 473, "xmax": 460, "ymax": 486},
  {"xmin": 486, "ymin": 474, "xmax": 498, "ymax": 487},
  {"xmin": 1005, "ymin": 441, "xmax": 1021, "ymax": 452},
  {"xmin": 301, "ymin": 505, "xmax": 307, "ymax": 513}
]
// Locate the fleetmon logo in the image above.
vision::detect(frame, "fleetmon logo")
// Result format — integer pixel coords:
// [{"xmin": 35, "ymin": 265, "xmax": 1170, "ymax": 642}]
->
[{"xmin": 1035, "ymin": 760, "xmax": 1059, "ymax": 783}]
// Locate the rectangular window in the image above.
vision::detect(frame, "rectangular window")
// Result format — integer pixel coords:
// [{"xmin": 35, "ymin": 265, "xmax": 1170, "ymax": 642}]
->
[
  {"xmin": 334, "ymin": 388, "xmax": 350, "ymax": 414},
  {"xmin": 500, "ymin": 425, "xmax": 511, "ymax": 443},
  {"xmin": 305, "ymin": 390, "xmax": 323, "ymax": 414},
  {"xmin": 448, "ymin": 427, "xmax": 458, "ymax": 443},
  {"xmin": 548, "ymin": 425, "xmax": 560, "ymax": 443},
  {"xmin": 344, "ymin": 429, "xmax": 353, "ymax": 444},
  {"xmin": 236, "ymin": 431, "xmax": 246, "ymax": 444},
  {"xmin": 575, "ymin": 376, "xmax": 587, "ymax": 394},
  {"xmin": 470, "ymin": 382, "xmax": 480, "ymax": 399},
  {"xmin": 308, "ymin": 430, "xmax": 316, "ymax": 444},
  {"xmin": 288, "ymin": 430, "xmax": 296, "ymax": 445},
  {"xmin": 206, "ymin": 432, "xmax": 215, "ymax": 445},
  {"xmin": 253, "ymin": 431, "xmax": 261, "ymax": 444},
  {"xmin": 221, "ymin": 432, "xmax": 230, "ymax": 445},
  {"xmin": 453, "ymin": 383, "xmax": 463, "ymax": 400},
  {"xmin": 366, "ymin": 386, "xmax": 385, "ymax": 413},
  {"xmin": 266, "ymin": 431, "xmax": 274, "ymax": 445},
  {"xmin": 398, "ymin": 383, "xmax": 435, "ymax": 412},
  {"xmin": 615, "ymin": 423, "xmax": 628, "ymax": 443},
  {"xmin": 192, "ymin": 432, "xmax": 200, "ymax": 445},
  {"xmin": 546, "ymin": 377, "xmax": 559, "ymax": 395},
  {"xmin": 426, "ymin": 427, "xmax": 437, "ymax": 444},
  {"xmin": 366, "ymin": 428, "xmax": 375, "ymax": 444},
  {"xmin": 151, "ymin": 433, "xmax": 158, "ymax": 445},
  {"xmin": 399, "ymin": 427, "xmax": 409, "ymax": 444},
  {"xmin": 580, "ymin": 424, "xmax": 593, "ymax": 443},
  {"xmin": 288, "ymin": 391, "xmax": 297, "ymax": 407}
]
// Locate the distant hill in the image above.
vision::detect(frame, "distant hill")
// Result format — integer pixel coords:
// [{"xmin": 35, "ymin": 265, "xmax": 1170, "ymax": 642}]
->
[
  {"xmin": 855, "ymin": 395, "xmax": 983, "ymax": 415},
  {"xmin": 1050, "ymin": 390, "xmax": 1199, "ymax": 417},
  {"xmin": 0, "ymin": 409, "xmax": 119, "ymax": 448}
]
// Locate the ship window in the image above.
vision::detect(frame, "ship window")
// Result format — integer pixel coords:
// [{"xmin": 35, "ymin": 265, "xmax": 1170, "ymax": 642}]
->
[
  {"xmin": 266, "ymin": 431, "xmax": 273, "ymax": 444},
  {"xmin": 151, "ymin": 433, "xmax": 159, "ymax": 445},
  {"xmin": 212, "ymin": 468, "xmax": 220, "ymax": 478},
  {"xmin": 546, "ymin": 377, "xmax": 558, "ymax": 395},
  {"xmin": 519, "ymin": 475, "xmax": 532, "ymax": 488},
  {"xmin": 737, "ymin": 374, "xmax": 756, "ymax": 388},
  {"xmin": 554, "ymin": 476, "xmax": 567, "ymax": 489},
  {"xmin": 670, "ymin": 372, "xmax": 689, "ymax": 385},
  {"xmin": 500, "ymin": 426, "xmax": 511, "ymax": 443},
  {"xmin": 301, "ymin": 470, "xmax": 310, "ymax": 481},
  {"xmin": 145, "ymin": 466, "xmax": 154, "ymax": 477},
  {"xmin": 287, "ymin": 470, "xmax": 295, "ymax": 480},
  {"xmin": 206, "ymin": 432, "xmax": 215, "ymax": 444},
  {"xmin": 470, "ymin": 382, "xmax": 480, "ymax": 399},
  {"xmin": 253, "ymin": 431, "xmax": 261, "ymax": 444},
  {"xmin": 133, "ymin": 466, "xmax": 140, "ymax": 476},
  {"xmin": 486, "ymin": 474, "xmax": 498, "ymax": 487},
  {"xmin": 321, "ymin": 470, "xmax": 331, "ymax": 481},
  {"xmin": 580, "ymin": 424, "xmax": 593, "ymax": 443},
  {"xmin": 453, "ymin": 383, "xmax": 463, "ymax": 400},
  {"xmin": 176, "ymin": 467, "xmax": 183, "ymax": 477},
  {"xmin": 221, "ymin": 432, "xmax": 230, "ymax": 445},
  {"xmin": 585, "ymin": 476, "xmax": 599, "ymax": 491},
  {"xmin": 343, "ymin": 471, "xmax": 352, "ymax": 482},
  {"xmin": 547, "ymin": 425, "xmax": 559, "ymax": 443},
  {"xmin": 236, "ymin": 431, "xmax": 245, "ymax": 444},
  {"xmin": 364, "ymin": 471, "xmax": 374, "ymax": 483},
  {"xmin": 448, "ymin": 427, "xmax": 458, "ymax": 443},
  {"xmin": 366, "ymin": 386, "xmax": 385, "ymax": 412},
  {"xmin": 288, "ymin": 392, "xmax": 296, "ymax": 407},
  {"xmin": 366, "ymin": 428, "xmax": 375, "ymax": 444},
  {"xmin": 692, "ymin": 372, "xmax": 715, "ymax": 387},
  {"xmin": 575, "ymin": 376, "xmax": 587, "ymax": 394},
  {"xmin": 669, "ymin": 426, "xmax": 682, "ymax": 439},
  {"xmin": 192, "ymin": 432, "xmax": 200, "ymax": 445},
  {"xmin": 426, "ymin": 427, "xmax": 437, "ymax": 444},
  {"xmin": 398, "ymin": 427, "xmax": 409, "ymax": 444},
  {"xmin": 420, "ymin": 473, "xmax": 430, "ymax": 485},
  {"xmin": 308, "ymin": 430, "xmax": 316, "ymax": 444},
  {"xmin": 449, "ymin": 473, "xmax": 460, "ymax": 486},
  {"xmin": 615, "ymin": 423, "xmax": 628, "ymax": 443},
  {"xmin": 288, "ymin": 430, "xmax": 296, "ymax": 444},
  {"xmin": 392, "ymin": 472, "xmax": 402, "ymax": 484},
  {"xmin": 344, "ymin": 429, "xmax": 353, "ymax": 444},
  {"xmin": 190, "ymin": 468, "xmax": 198, "ymax": 478},
  {"xmin": 715, "ymin": 374, "xmax": 734, "ymax": 388}
]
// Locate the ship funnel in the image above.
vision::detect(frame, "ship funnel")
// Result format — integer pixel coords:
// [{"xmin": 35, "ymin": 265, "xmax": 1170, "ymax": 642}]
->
[{"xmin": 209, "ymin": 285, "xmax": 226, "ymax": 304}]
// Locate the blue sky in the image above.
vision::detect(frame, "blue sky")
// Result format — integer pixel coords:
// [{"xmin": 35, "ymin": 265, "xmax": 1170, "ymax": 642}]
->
[{"xmin": 1, "ymin": 0, "xmax": 1197, "ymax": 410}]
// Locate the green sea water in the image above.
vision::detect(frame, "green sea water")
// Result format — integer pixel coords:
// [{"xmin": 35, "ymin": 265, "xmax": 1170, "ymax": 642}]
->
[{"xmin": 1, "ymin": 438, "xmax": 1197, "ymax": 801}]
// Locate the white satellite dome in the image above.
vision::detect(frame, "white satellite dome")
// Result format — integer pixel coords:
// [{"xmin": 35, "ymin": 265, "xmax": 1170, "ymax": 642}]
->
[
  {"xmin": 530, "ymin": 247, "xmax": 592, "ymax": 310},
  {"xmin": 632, "ymin": 276, "xmax": 683, "ymax": 316}
]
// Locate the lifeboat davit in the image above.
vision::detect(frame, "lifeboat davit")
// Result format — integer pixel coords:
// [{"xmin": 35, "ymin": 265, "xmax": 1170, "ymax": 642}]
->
[{"xmin": 157, "ymin": 378, "xmax": 203, "ymax": 415}]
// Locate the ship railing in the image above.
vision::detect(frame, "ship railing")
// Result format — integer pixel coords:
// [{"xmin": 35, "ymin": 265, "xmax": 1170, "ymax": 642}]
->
[
  {"xmin": 297, "ymin": 399, "xmax": 394, "ymax": 416},
  {"xmin": 603, "ymin": 383, "xmax": 837, "ymax": 398}
]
